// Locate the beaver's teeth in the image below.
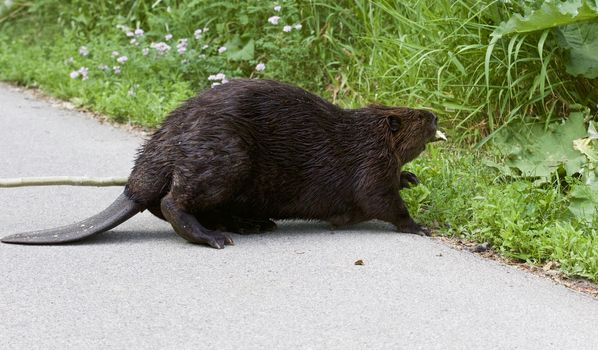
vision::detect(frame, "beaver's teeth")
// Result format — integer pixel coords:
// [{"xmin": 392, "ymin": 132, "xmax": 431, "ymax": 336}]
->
[{"xmin": 434, "ymin": 130, "xmax": 447, "ymax": 141}]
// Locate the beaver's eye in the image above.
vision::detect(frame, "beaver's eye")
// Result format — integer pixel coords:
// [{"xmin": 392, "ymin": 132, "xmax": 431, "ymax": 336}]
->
[
  {"xmin": 421, "ymin": 110, "xmax": 437, "ymax": 125},
  {"xmin": 387, "ymin": 116, "xmax": 401, "ymax": 132}
]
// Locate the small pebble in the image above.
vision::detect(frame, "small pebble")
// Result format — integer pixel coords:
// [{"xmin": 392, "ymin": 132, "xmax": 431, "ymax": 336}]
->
[{"xmin": 471, "ymin": 242, "xmax": 490, "ymax": 253}]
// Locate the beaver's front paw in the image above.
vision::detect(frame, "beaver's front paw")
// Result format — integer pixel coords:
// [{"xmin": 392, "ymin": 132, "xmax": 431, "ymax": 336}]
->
[{"xmin": 399, "ymin": 171, "xmax": 420, "ymax": 189}]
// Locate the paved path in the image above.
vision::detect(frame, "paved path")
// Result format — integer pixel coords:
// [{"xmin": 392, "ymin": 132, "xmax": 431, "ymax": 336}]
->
[{"xmin": 1, "ymin": 83, "xmax": 597, "ymax": 350}]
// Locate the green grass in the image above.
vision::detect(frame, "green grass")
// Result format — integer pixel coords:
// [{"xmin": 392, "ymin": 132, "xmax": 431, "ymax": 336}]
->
[
  {"xmin": 0, "ymin": 0, "xmax": 596, "ymax": 281},
  {"xmin": 2, "ymin": 0, "xmax": 595, "ymax": 135},
  {"xmin": 403, "ymin": 147, "xmax": 597, "ymax": 280}
]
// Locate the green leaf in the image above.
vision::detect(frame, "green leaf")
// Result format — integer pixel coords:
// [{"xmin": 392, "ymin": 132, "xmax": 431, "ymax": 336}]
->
[
  {"xmin": 556, "ymin": 22, "xmax": 598, "ymax": 78},
  {"xmin": 492, "ymin": 0, "xmax": 598, "ymax": 38},
  {"xmin": 574, "ymin": 137, "xmax": 598, "ymax": 162},
  {"xmin": 225, "ymin": 38, "xmax": 254, "ymax": 61},
  {"xmin": 72, "ymin": 14, "xmax": 90, "ymax": 26},
  {"xmin": 572, "ymin": 119, "xmax": 598, "ymax": 191},
  {"xmin": 482, "ymin": 158, "xmax": 514, "ymax": 177},
  {"xmin": 568, "ymin": 181, "xmax": 598, "ymax": 223},
  {"xmin": 487, "ymin": 1, "xmax": 598, "ymax": 86},
  {"xmin": 493, "ymin": 112, "xmax": 589, "ymax": 178}
]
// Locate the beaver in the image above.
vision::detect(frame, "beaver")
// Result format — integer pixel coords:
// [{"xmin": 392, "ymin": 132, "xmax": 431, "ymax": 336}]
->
[{"xmin": 1, "ymin": 79, "xmax": 445, "ymax": 248}]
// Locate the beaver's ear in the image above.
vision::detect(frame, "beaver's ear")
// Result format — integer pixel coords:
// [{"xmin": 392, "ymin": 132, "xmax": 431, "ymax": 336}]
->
[{"xmin": 387, "ymin": 116, "xmax": 401, "ymax": 132}]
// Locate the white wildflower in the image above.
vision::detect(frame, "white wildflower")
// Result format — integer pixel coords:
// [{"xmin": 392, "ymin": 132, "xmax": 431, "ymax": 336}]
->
[
  {"xmin": 202, "ymin": 44, "xmax": 209, "ymax": 50},
  {"xmin": 268, "ymin": 16, "xmax": 280, "ymax": 25},
  {"xmin": 78, "ymin": 46, "xmax": 89, "ymax": 57},
  {"xmin": 134, "ymin": 28, "xmax": 144, "ymax": 36},
  {"xmin": 113, "ymin": 66, "xmax": 121, "ymax": 75},
  {"xmin": 117, "ymin": 56, "xmax": 128, "ymax": 64},
  {"xmin": 177, "ymin": 38, "xmax": 188, "ymax": 54},
  {"xmin": 111, "ymin": 51, "xmax": 119, "ymax": 57},
  {"xmin": 274, "ymin": 5, "xmax": 281, "ymax": 11},
  {"xmin": 294, "ymin": 23, "xmax": 302, "ymax": 30},
  {"xmin": 255, "ymin": 63, "xmax": 266, "ymax": 71},
  {"xmin": 97, "ymin": 64, "xmax": 109, "ymax": 71},
  {"xmin": 130, "ymin": 38, "xmax": 139, "ymax": 46},
  {"xmin": 208, "ymin": 73, "xmax": 226, "ymax": 81},
  {"xmin": 70, "ymin": 67, "xmax": 89, "ymax": 80},
  {"xmin": 194, "ymin": 29, "xmax": 203, "ymax": 39},
  {"xmin": 78, "ymin": 67, "xmax": 89, "ymax": 80},
  {"xmin": 218, "ymin": 46, "xmax": 227, "ymax": 54},
  {"xmin": 165, "ymin": 33, "xmax": 173, "ymax": 41},
  {"xmin": 142, "ymin": 47, "xmax": 149, "ymax": 56},
  {"xmin": 126, "ymin": 31, "xmax": 134, "ymax": 37},
  {"xmin": 283, "ymin": 25, "xmax": 292, "ymax": 32},
  {"xmin": 150, "ymin": 42, "xmax": 171, "ymax": 54}
]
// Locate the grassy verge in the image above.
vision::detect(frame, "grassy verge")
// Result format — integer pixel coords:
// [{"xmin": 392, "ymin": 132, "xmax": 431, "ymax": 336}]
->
[
  {"xmin": 403, "ymin": 148, "xmax": 597, "ymax": 281},
  {"xmin": 0, "ymin": 0, "xmax": 596, "ymax": 281}
]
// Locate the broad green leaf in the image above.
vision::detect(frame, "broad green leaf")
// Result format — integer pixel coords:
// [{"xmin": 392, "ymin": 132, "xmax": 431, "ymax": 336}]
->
[
  {"xmin": 482, "ymin": 159, "xmax": 514, "ymax": 177},
  {"xmin": 568, "ymin": 181, "xmax": 598, "ymax": 223},
  {"xmin": 227, "ymin": 39, "xmax": 254, "ymax": 61},
  {"xmin": 492, "ymin": 0, "xmax": 598, "ymax": 38},
  {"xmin": 573, "ymin": 138, "xmax": 598, "ymax": 162},
  {"xmin": 223, "ymin": 35, "xmax": 242, "ymax": 52},
  {"xmin": 485, "ymin": 1, "xmax": 598, "ymax": 99},
  {"xmin": 493, "ymin": 112, "xmax": 588, "ymax": 178},
  {"xmin": 573, "ymin": 119, "xmax": 598, "ymax": 164},
  {"xmin": 556, "ymin": 22, "xmax": 598, "ymax": 78}
]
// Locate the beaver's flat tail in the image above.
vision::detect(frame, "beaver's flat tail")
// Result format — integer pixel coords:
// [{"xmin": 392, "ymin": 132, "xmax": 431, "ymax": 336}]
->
[{"xmin": 1, "ymin": 193, "xmax": 143, "ymax": 245}]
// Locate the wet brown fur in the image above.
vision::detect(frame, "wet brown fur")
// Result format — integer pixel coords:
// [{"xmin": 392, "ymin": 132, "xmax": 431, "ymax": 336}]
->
[{"xmin": 125, "ymin": 79, "xmax": 438, "ymax": 245}]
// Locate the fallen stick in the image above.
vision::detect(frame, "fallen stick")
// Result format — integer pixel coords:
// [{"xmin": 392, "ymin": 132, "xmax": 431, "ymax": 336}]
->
[{"xmin": 0, "ymin": 176, "xmax": 128, "ymax": 188}]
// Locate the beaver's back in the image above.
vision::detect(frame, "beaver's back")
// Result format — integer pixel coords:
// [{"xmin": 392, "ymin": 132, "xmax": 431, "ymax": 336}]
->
[{"xmin": 127, "ymin": 79, "xmax": 392, "ymax": 221}]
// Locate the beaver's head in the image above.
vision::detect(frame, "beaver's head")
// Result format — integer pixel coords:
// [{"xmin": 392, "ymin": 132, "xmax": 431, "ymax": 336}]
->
[{"xmin": 371, "ymin": 106, "xmax": 446, "ymax": 164}]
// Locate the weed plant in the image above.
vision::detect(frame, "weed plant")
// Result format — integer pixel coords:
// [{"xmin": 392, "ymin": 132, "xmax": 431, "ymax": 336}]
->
[{"xmin": 2, "ymin": 0, "xmax": 596, "ymax": 137}]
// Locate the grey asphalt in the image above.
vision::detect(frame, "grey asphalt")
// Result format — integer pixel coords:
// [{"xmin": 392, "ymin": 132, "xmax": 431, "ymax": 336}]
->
[{"xmin": 0, "ymin": 83, "xmax": 597, "ymax": 350}]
